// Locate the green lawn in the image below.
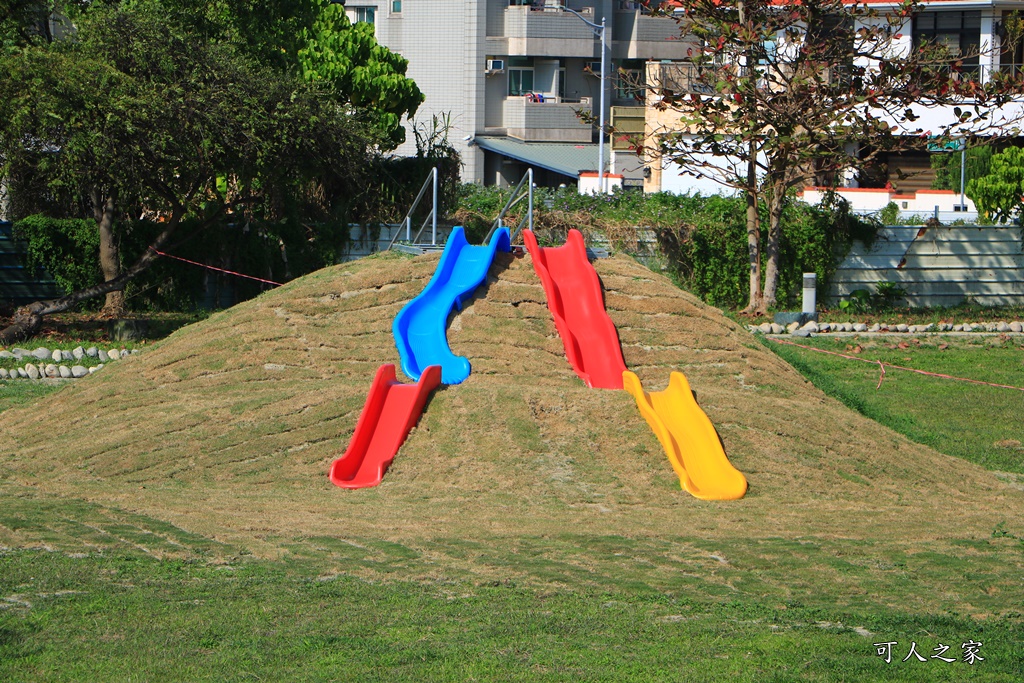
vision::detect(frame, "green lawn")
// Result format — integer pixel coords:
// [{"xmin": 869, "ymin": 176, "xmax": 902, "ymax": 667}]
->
[
  {"xmin": 2, "ymin": 331, "xmax": 1023, "ymax": 680},
  {"xmin": 765, "ymin": 334, "xmax": 1024, "ymax": 473},
  {"xmin": 1, "ymin": 546, "xmax": 1021, "ymax": 682}
]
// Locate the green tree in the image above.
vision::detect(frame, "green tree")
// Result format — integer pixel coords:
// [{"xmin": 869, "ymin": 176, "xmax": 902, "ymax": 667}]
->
[
  {"xmin": 930, "ymin": 144, "xmax": 992, "ymax": 193},
  {"xmin": 0, "ymin": 0, "xmax": 374, "ymax": 340},
  {"xmin": 966, "ymin": 146, "xmax": 1024, "ymax": 223},
  {"xmin": 298, "ymin": 3, "xmax": 423, "ymax": 148}
]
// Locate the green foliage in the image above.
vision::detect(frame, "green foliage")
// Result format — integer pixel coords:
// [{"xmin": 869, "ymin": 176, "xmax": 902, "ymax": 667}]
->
[
  {"xmin": 878, "ymin": 201, "xmax": 901, "ymax": 226},
  {"xmin": 0, "ymin": 0, "xmax": 380, "ymax": 314},
  {"xmin": 12, "ymin": 214, "xmax": 101, "ymax": 296},
  {"xmin": 453, "ymin": 186, "xmax": 875, "ymax": 310},
  {"xmin": 838, "ymin": 282, "xmax": 906, "ymax": 313},
  {"xmin": 297, "ymin": 3, "xmax": 422, "ymax": 149},
  {"xmin": 930, "ymin": 145, "xmax": 993, "ymax": 192},
  {"xmin": 967, "ymin": 146, "xmax": 1024, "ymax": 223}
]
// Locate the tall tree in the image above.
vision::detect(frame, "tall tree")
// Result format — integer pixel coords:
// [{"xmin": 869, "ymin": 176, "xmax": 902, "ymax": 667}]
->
[
  {"xmin": 0, "ymin": 0, "xmax": 374, "ymax": 339},
  {"xmin": 645, "ymin": 0, "xmax": 1024, "ymax": 312}
]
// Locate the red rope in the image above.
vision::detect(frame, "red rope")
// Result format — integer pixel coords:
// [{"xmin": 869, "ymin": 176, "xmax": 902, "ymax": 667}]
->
[
  {"xmin": 771, "ymin": 338, "xmax": 1024, "ymax": 392},
  {"xmin": 149, "ymin": 247, "xmax": 283, "ymax": 286}
]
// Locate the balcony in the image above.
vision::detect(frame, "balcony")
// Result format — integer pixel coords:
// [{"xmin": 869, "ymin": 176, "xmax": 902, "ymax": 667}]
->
[
  {"xmin": 503, "ymin": 95, "xmax": 593, "ymax": 142},
  {"xmin": 499, "ymin": 5, "xmax": 599, "ymax": 58},
  {"xmin": 613, "ymin": 5, "xmax": 689, "ymax": 60}
]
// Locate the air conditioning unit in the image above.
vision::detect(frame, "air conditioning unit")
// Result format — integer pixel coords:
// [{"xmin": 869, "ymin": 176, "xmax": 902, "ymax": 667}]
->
[
  {"xmin": 585, "ymin": 61, "xmax": 602, "ymax": 74},
  {"xmin": 486, "ymin": 59, "xmax": 505, "ymax": 73}
]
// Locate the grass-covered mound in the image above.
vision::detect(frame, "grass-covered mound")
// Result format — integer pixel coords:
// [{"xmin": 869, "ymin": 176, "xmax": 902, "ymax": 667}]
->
[{"xmin": 1, "ymin": 249, "xmax": 1021, "ymax": 616}]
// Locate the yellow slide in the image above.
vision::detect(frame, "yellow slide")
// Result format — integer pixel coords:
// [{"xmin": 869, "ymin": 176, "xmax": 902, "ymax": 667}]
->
[{"xmin": 623, "ymin": 371, "xmax": 747, "ymax": 500}]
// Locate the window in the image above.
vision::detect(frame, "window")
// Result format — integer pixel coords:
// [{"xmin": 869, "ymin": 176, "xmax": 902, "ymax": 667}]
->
[
  {"xmin": 615, "ymin": 59, "xmax": 646, "ymax": 101},
  {"xmin": 914, "ymin": 11, "xmax": 981, "ymax": 66},
  {"xmin": 508, "ymin": 57, "xmax": 534, "ymax": 96},
  {"xmin": 349, "ymin": 6, "xmax": 376, "ymax": 24},
  {"xmin": 391, "ymin": 0, "xmax": 403, "ymax": 14}
]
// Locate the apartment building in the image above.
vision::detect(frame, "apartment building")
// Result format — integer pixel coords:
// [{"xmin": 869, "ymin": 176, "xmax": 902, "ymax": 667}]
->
[{"xmin": 345, "ymin": 1, "xmax": 688, "ymax": 189}]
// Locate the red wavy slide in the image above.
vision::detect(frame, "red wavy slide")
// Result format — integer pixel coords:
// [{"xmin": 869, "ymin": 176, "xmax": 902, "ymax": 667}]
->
[
  {"xmin": 329, "ymin": 364, "xmax": 441, "ymax": 489},
  {"xmin": 523, "ymin": 229, "xmax": 627, "ymax": 389}
]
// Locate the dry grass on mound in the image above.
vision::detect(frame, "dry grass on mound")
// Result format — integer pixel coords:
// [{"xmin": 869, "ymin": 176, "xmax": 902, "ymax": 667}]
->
[{"xmin": 1, "ymin": 250, "xmax": 1021, "ymax": 566}]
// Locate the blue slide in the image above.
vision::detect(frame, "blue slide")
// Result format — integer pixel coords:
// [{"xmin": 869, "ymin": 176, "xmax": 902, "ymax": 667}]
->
[{"xmin": 393, "ymin": 226, "xmax": 511, "ymax": 385}]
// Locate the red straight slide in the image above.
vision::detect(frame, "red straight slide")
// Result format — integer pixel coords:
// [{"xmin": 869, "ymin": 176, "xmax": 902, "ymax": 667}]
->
[
  {"xmin": 523, "ymin": 229, "xmax": 627, "ymax": 389},
  {"xmin": 329, "ymin": 364, "xmax": 441, "ymax": 489}
]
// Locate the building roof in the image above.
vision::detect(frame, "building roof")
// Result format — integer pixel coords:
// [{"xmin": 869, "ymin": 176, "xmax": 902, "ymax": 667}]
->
[{"xmin": 473, "ymin": 137, "xmax": 599, "ymax": 179}]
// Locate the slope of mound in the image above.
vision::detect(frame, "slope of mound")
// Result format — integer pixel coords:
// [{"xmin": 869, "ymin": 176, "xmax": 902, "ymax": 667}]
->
[{"xmin": 1, "ymin": 250, "xmax": 1021, "ymax": 561}]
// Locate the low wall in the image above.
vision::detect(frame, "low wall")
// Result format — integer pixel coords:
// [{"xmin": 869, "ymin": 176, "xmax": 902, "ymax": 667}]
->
[{"xmin": 830, "ymin": 225, "xmax": 1024, "ymax": 307}]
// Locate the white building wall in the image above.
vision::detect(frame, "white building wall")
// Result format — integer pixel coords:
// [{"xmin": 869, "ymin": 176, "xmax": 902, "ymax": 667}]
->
[{"xmin": 372, "ymin": 1, "xmax": 487, "ymax": 183}]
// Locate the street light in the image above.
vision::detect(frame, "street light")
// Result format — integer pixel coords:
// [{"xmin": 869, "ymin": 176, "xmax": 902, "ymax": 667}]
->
[{"xmin": 557, "ymin": 5, "xmax": 607, "ymax": 194}]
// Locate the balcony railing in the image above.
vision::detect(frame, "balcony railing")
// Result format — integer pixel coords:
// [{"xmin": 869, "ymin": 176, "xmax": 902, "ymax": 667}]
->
[
  {"xmin": 503, "ymin": 95, "xmax": 593, "ymax": 142},
  {"xmin": 648, "ymin": 61, "xmax": 1024, "ymax": 97}
]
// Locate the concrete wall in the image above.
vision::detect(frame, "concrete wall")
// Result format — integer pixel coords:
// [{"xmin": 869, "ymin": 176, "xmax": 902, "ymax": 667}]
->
[{"xmin": 831, "ymin": 225, "xmax": 1024, "ymax": 307}]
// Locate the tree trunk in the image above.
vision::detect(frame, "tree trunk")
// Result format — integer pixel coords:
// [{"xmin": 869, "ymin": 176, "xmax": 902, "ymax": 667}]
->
[
  {"xmin": 0, "ymin": 208, "xmax": 186, "ymax": 344},
  {"xmin": 742, "ymin": 150, "xmax": 763, "ymax": 314},
  {"xmin": 761, "ymin": 186, "xmax": 786, "ymax": 312},
  {"xmin": 93, "ymin": 189, "xmax": 125, "ymax": 317}
]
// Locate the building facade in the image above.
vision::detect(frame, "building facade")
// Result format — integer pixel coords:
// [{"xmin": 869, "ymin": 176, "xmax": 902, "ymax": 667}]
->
[
  {"xmin": 346, "ymin": 1, "xmax": 688, "ymax": 188},
  {"xmin": 640, "ymin": 1, "xmax": 1024, "ymax": 208}
]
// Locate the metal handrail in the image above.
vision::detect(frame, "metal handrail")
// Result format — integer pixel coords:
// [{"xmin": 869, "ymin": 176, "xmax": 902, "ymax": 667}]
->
[
  {"xmin": 387, "ymin": 167, "xmax": 439, "ymax": 250},
  {"xmin": 484, "ymin": 168, "xmax": 533, "ymax": 244}
]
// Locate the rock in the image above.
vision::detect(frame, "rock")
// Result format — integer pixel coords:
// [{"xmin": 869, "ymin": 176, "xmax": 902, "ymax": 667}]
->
[
  {"xmin": 98, "ymin": 350, "xmax": 109, "ymax": 362},
  {"xmin": 44, "ymin": 364, "xmax": 59, "ymax": 378},
  {"xmin": 131, "ymin": 349, "xmax": 140, "ymax": 355},
  {"xmin": 787, "ymin": 322, "xmax": 801, "ymax": 333},
  {"xmin": 17, "ymin": 368, "xmax": 27, "ymax": 378},
  {"xmin": 71, "ymin": 365, "xmax": 88, "ymax": 378},
  {"xmin": 895, "ymin": 324, "xmax": 909, "ymax": 332},
  {"xmin": 88, "ymin": 366, "xmax": 99, "ymax": 374},
  {"xmin": 61, "ymin": 350, "xmax": 73, "ymax": 361},
  {"xmin": 86, "ymin": 346, "xmax": 98, "ymax": 358},
  {"xmin": 819, "ymin": 322, "xmax": 831, "ymax": 332},
  {"xmin": 0, "ymin": 368, "xmax": 7, "ymax": 379},
  {"xmin": 962, "ymin": 324, "xmax": 973, "ymax": 332},
  {"xmin": 25, "ymin": 363, "xmax": 39, "ymax": 379},
  {"xmin": 107, "ymin": 348, "xmax": 120, "ymax": 361},
  {"xmin": 853, "ymin": 323, "xmax": 868, "ymax": 332},
  {"xmin": 758, "ymin": 322, "xmax": 773, "ymax": 334},
  {"xmin": 997, "ymin": 322, "xmax": 1011, "ymax": 332},
  {"xmin": 868, "ymin": 323, "xmax": 880, "ymax": 332},
  {"xmin": 73, "ymin": 346, "xmax": 85, "ymax": 360},
  {"xmin": 800, "ymin": 321, "xmax": 819, "ymax": 333},
  {"xmin": 0, "ymin": 350, "xmax": 12, "ymax": 359},
  {"xmin": 770, "ymin": 323, "xmax": 784, "ymax": 334},
  {"xmin": 1011, "ymin": 321, "xmax": 1023, "ymax": 333},
  {"xmin": 59, "ymin": 365, "xmax": 72, "ymax": 378},
  {"xmin": 11, "ymin": 348, "xmax": 28, "ymax": 358},
  {"xmin": 51, "ymin": 349, "xmax": 62, "ymax": 362},
  {"xmin": 791, "ymin": 329, "xmax": 812, "ymax": 338},
  {"xmin": 31, "ymin": 347, "xmax": 50, "ymax": 360}
]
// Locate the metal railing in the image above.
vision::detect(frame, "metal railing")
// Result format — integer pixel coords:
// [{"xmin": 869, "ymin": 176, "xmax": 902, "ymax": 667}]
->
[
  {"xmin": 387, "ymin": 167, "xmax": 439, "ymax": 250},
  {"xmin": 484, "ymin": 168, "xmax": 534, "ymax": 245}
]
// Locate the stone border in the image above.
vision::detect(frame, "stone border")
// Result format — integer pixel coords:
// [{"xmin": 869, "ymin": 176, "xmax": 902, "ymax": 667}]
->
[
  {"xmin": 0, "ymin": 345, "xmax": 140, "ymax": 380},
  {"xmin": 748, "ymin": 320, "xmax": 1024, "ymax": 337}
]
